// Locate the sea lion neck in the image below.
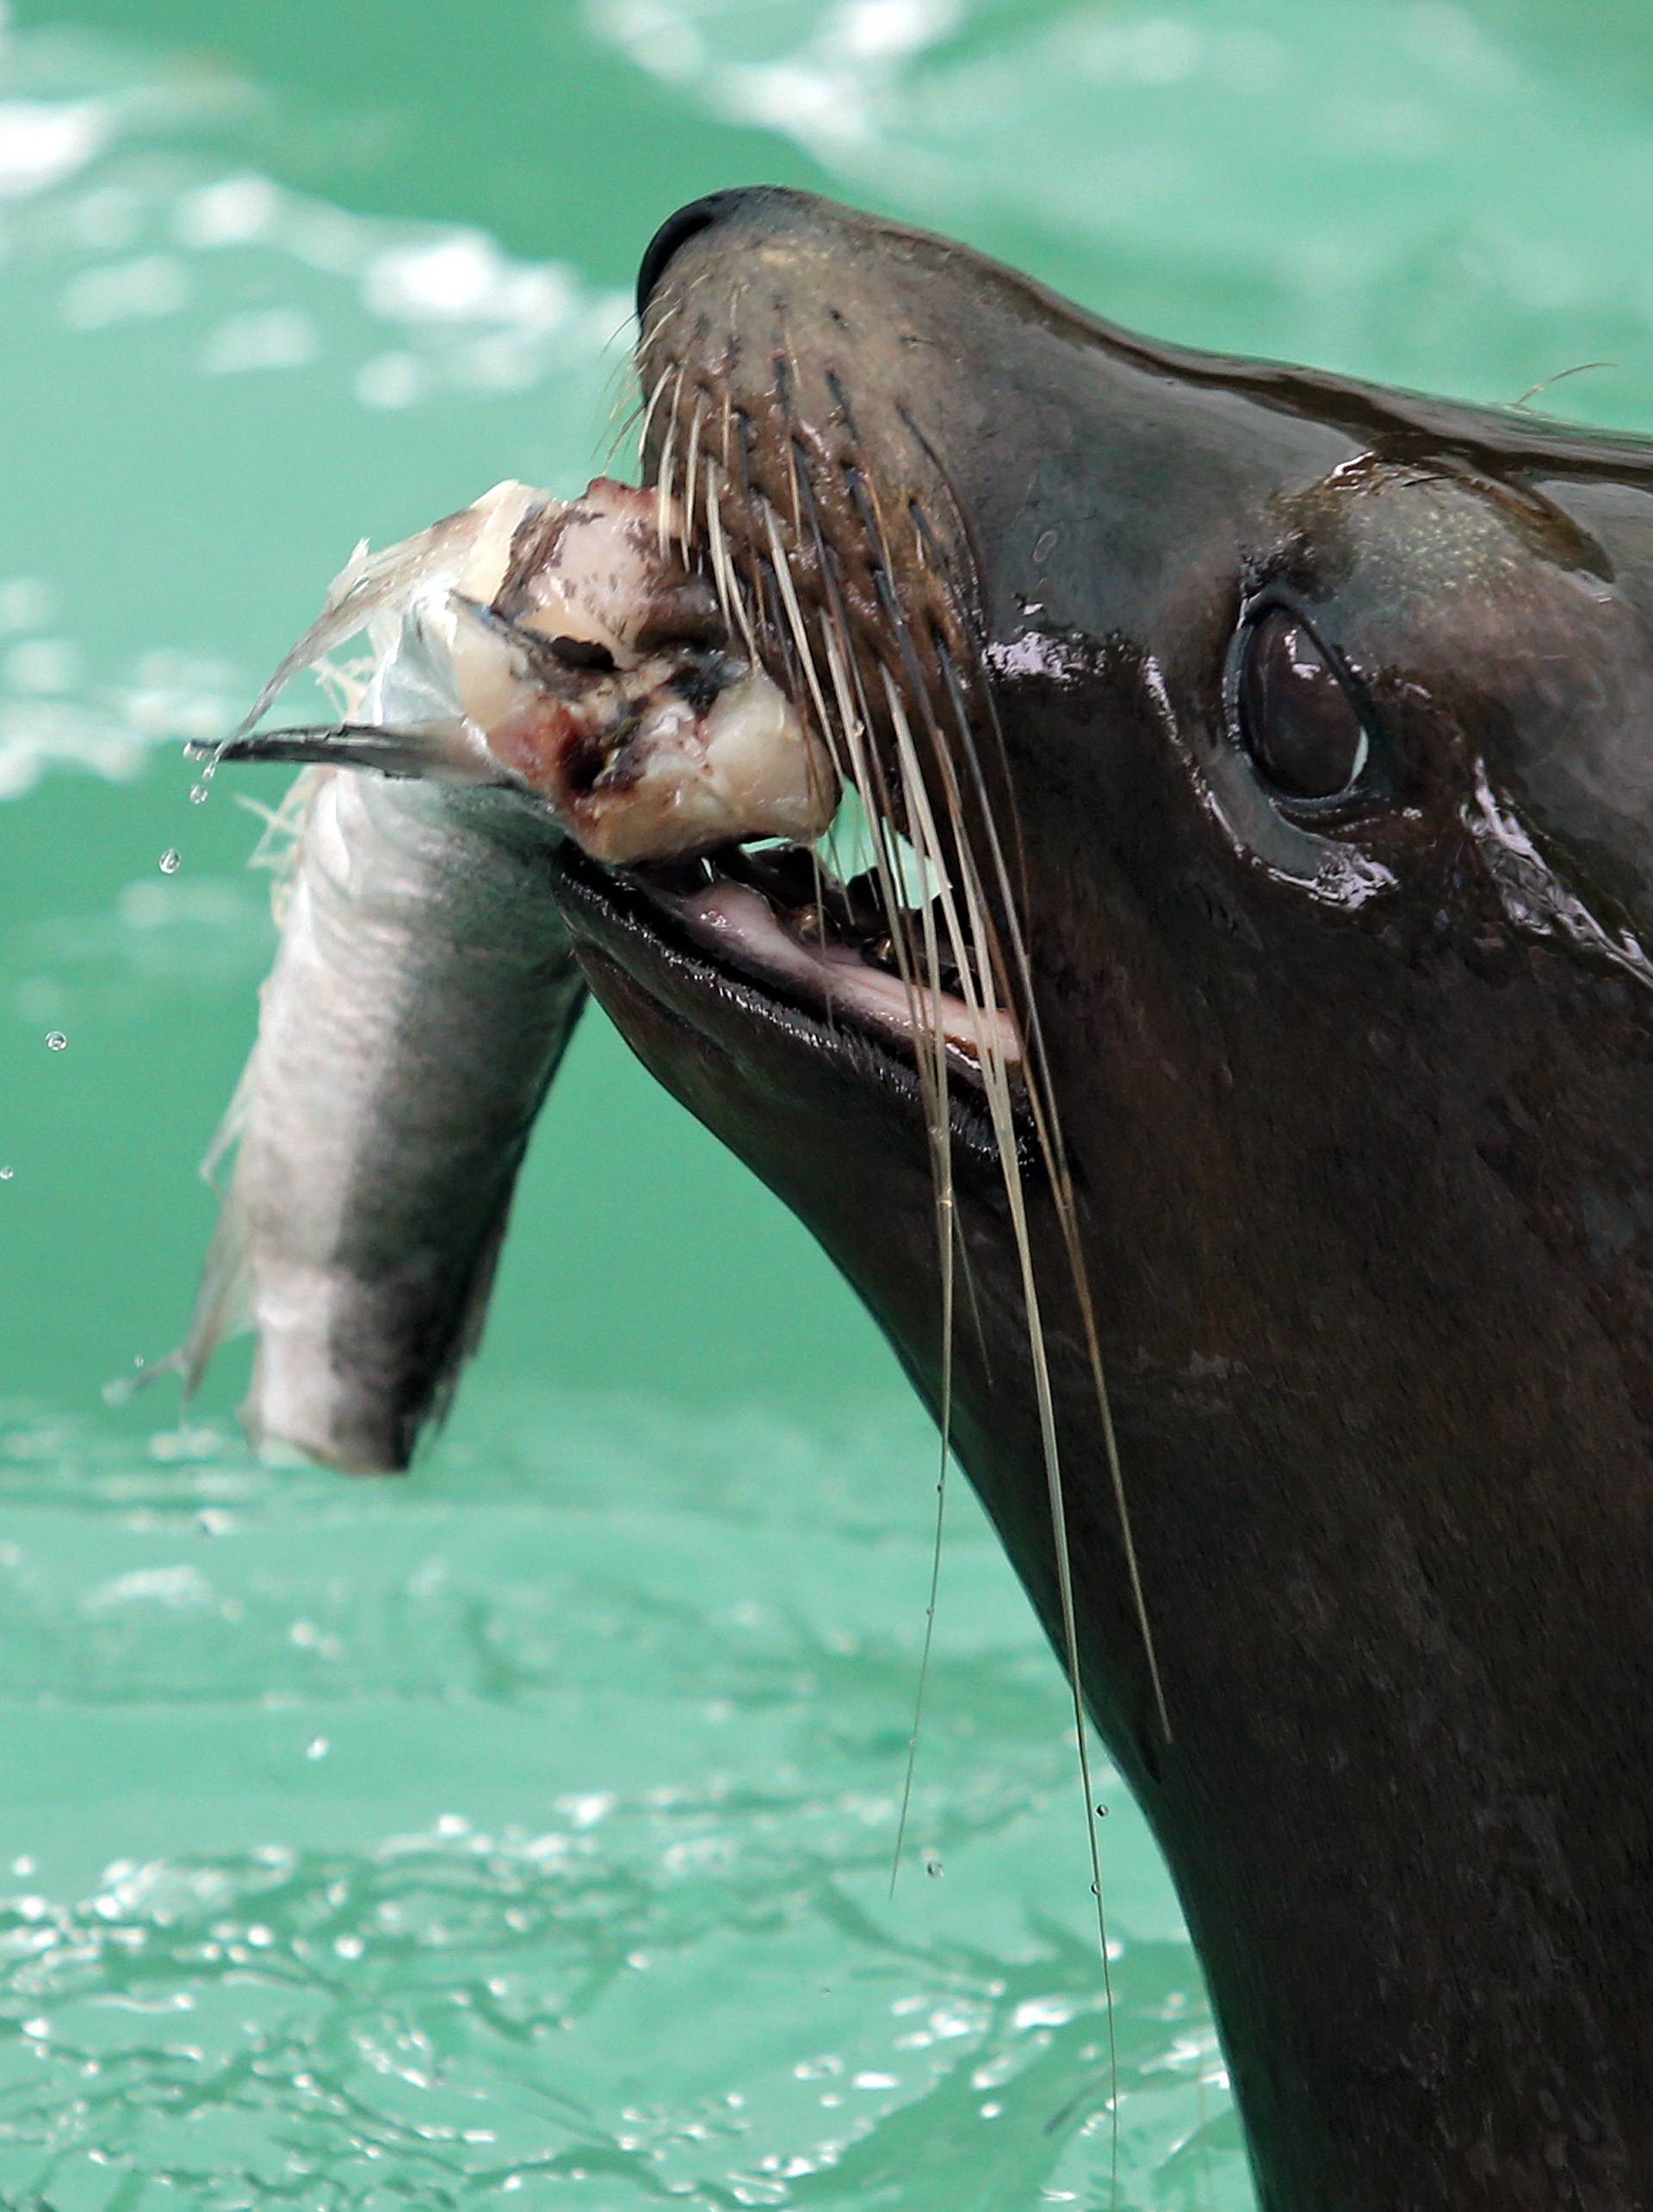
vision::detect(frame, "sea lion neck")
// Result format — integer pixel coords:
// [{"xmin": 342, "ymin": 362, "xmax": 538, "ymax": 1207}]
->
[{"xmin": 613, "ymin": 188, "xmax": 1653, "ymax": 2209}]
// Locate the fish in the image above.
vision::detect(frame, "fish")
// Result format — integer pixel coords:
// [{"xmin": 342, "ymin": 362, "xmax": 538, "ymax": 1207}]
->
[{"xmin": 175, "ymin": 477, "xmax": 835, "ymax": 1470}]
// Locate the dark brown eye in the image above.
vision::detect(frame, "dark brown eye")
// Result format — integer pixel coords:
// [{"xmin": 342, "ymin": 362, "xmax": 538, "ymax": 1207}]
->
[{"xmin": 1238, "ymin": 607, "xmax": 1370, "ymax": 801}]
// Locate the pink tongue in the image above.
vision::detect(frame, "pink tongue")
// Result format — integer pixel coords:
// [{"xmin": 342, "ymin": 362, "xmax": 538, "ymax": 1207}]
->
[{"xmin": 669, "ymin": 880, "xmax": 1022, "ymax": 1072}]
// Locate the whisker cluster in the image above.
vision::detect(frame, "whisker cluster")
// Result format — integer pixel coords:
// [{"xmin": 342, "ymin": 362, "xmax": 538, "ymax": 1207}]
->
[{"xmin": 632, "ymin": 319, "xmax": 1172, "ymax": 2196}]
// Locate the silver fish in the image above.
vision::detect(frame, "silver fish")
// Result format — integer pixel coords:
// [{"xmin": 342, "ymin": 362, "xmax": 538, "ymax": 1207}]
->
[
  {"xmin": 178, "ymin": 769, "xmax": 583, "ymax": 1472},
  {"xmin": 168, "ymin": 486, "xmax": 585, "ymax": 1469},
  {"xmin": 175, "ymin": 477, "xmax": 831, "ymax": 1471}
]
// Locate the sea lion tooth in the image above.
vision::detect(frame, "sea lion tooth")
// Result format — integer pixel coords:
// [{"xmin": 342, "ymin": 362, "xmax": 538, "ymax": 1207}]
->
[{"xmin": 788, "ymin": 902, "xmax": 831, "ymax": 943}]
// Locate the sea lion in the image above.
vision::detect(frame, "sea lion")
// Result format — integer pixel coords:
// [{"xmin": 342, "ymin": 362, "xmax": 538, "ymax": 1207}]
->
[
  {"xmin": 542, "ymin": 190, "xmax": 1653, "ymax": 2210},
  {"xmin": 195, "ymin": 185, "xmax": 1653, "ymax": 2209}
]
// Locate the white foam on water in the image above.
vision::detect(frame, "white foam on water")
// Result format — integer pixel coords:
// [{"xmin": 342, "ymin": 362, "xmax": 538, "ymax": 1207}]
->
[{"xmin": 0, "ymin": 13, "xmax": 629, "ymax": 806}]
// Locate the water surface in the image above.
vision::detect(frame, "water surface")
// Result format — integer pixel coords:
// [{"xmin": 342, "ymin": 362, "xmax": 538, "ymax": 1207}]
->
[{"xmin": 3, "ymin": 2, "xmax": 1652, "ymax": 2203}]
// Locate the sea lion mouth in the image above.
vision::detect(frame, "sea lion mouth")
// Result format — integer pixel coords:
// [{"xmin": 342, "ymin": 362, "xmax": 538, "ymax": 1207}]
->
[
  {"xmin": 541, "ymin": 197, "xmax": 1031, "ymax": 1164},
  {"xmin": 521, "ymin": 483, "xmax": 1027, "ymax": 1156},
  {"xmin": 548, "ymin": 839, "xmax": 1030, "ymax": 1173},
  {"xmin": 575, "ymin": 838, "xmax": 1018, "ymax": 1086},
  {"xmin": 207, "ymin": 463, "xmax": 1025, "ymax": 1155}
]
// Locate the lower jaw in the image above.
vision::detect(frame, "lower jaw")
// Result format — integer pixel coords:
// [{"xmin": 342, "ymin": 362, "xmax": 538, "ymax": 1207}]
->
[
  {"xmin": 545, "ymin": 839, "xmax": 1032, "ymax": 1177},
  {"xmin": 653, "ymin": 870, "xmax": 1021, "ymax": 1079}
]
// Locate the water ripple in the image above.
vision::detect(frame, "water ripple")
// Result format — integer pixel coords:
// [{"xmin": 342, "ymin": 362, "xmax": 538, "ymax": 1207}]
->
[
  {"xmin": 0, "ymin": 16, "xmax": 628, "ymax": 806},
  {"xmin": 0, "ymin": 1826, "xmax": 1238, "ymax": 2209}
]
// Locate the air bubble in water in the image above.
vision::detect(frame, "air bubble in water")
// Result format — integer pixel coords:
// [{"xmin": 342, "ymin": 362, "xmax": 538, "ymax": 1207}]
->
[
  {"xmin": 306, "ymin": 1736, "xmax": 331, "ymax": 1761},
  {"xmin": 45, "ymin": 1032, "xmax": 66, "ymax": 1052},
  {"xmin": 189, "ymin": 783, "xmax": 210, "ymax": 805},
  {"xmin": 0, "ymin": 1167, "xmax": 13, "ymax": 1182},
  {"xmin": 158, "ymin": 849, "xmax": 182, "ymax": 874},
  {"xmin": 925, "ymin": 1851, "xmax": 944, "ymax": 1879}
]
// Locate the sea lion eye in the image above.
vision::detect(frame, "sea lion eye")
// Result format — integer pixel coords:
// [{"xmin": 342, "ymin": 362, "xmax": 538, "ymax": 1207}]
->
[{"xmin": 1237, "ymin": 606, "xmax": 1371, "ymax": 803}]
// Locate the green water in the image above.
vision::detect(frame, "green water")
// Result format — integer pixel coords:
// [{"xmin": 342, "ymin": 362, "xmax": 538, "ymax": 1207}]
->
[{"xmin": 3, "ymin": 1, "xmax": 1653, "ymax": 2203}]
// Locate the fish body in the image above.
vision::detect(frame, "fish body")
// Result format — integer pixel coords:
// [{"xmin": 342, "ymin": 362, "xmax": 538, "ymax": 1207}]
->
[
  {"xmin": 182, "ymin": 769, "xmax": 583, "ymax": 1471},
  {"xmin": 181, "ymin": 473, "xmax": 829, "ymax": 1469}
]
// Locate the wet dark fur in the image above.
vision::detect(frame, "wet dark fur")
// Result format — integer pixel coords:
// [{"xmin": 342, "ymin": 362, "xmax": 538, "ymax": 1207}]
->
[{"xmin": 546, "ymin": 190, "xmax": 1653, "ymax": 2211}]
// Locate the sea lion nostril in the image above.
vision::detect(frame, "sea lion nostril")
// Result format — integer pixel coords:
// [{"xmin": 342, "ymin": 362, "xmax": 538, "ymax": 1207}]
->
[{"xmin": 635, "ymin": 189, "xmax": 757, "ymax": 318}]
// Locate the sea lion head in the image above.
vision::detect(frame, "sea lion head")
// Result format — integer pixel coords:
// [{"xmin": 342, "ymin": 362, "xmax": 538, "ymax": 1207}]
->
[
  {"xmin": 561, "ymin": 186, "xmax": 1653, "ymax": 1603},
  {"xmin": 546, "ymin": 188, "xmax": 1653, "ymax": 2205}
]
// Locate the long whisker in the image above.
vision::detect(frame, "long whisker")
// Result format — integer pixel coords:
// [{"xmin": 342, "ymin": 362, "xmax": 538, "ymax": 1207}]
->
[
  {"xmin": 634, "ymin": 270, "xmax": 715, "ymax": 367},
  {"xmin": 600, "ymin": 388, "xmax": 649, "ymax": 476},
  {"xmin": 683, "ymin": 389, "xmax": 708, "ymax": 571},
  {"xmin": 703, "ymin": 460, "xmax": 754, "ymax": 656},
  {"xmin": 632, "ymin": 364, "xmax": 676, "ymax": 484},
  {"xmin": 774, "ymin": 431, "xmax": 993, "ymax": 1897},
  {"xmin": 784, "ymin": 470, "xmax": 938, "ymax": 1093},
  {"xmin": 764, "ymin": 323, "xmax": 844, "ymax": 839},
  {"xmin": 900, "ymin": 423, "xmax": 1036, "ymax": 931},
  {"xmin": 932, "ymin": 634, "xmax": 1170, "ymax": 1744},
  {"xmin": 820, "ymin": 470, "xmax": 976, "ymax": 1279},
  {"xmin": 759, "ymin": 502, "xmax": 850, "ymax": 845},
  {"xmin": 877, "ymin": 660, "xmax": 960, "ymax": 1898},
  {"xmin": 655, "ymin": 364, "xmax": 688, "ymax": 553},
  {"xmin": 595, "ymin": 330, "xmax": 644, "ymax": 448},
  {"xmin": 703, "ymin": 458, "xmax": 759, "ymax": 660},
  {"xmin": 779, "ymin": 449, "xmax": 906, "ymax": 909},
  {"xmin": 900, "ymin": 673, "xmax": 1124, "ymax": 2197}
]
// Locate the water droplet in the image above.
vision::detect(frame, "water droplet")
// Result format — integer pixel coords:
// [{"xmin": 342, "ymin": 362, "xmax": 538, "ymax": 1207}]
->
[
  {"xmin": 306, "ymin": 1735, "xmax": 330, "ymax": 1761},
  {"xmin": 924, "ymin": 1851, "xmax": 944, "ymax": 1879},
  {"xmin": 45, "ymin": 1031, "xmax": 67, "ymax": 1052},
  {"xmin": 189, "ymin": 782, "xmax": 211, "ymax": 805},
  {"xmin": 158, "ymin": 848, "xmax": 182, "ymax": 874}
]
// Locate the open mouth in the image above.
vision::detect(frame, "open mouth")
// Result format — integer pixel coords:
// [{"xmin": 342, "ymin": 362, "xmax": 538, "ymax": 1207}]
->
[
  {"xmin": 204, "ymin": 410, "xmax": 1025, "ymax": 1142},
  {"xmin": 558, "ymin": 825, "xmax": 1021, "ymax": 1088}
]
